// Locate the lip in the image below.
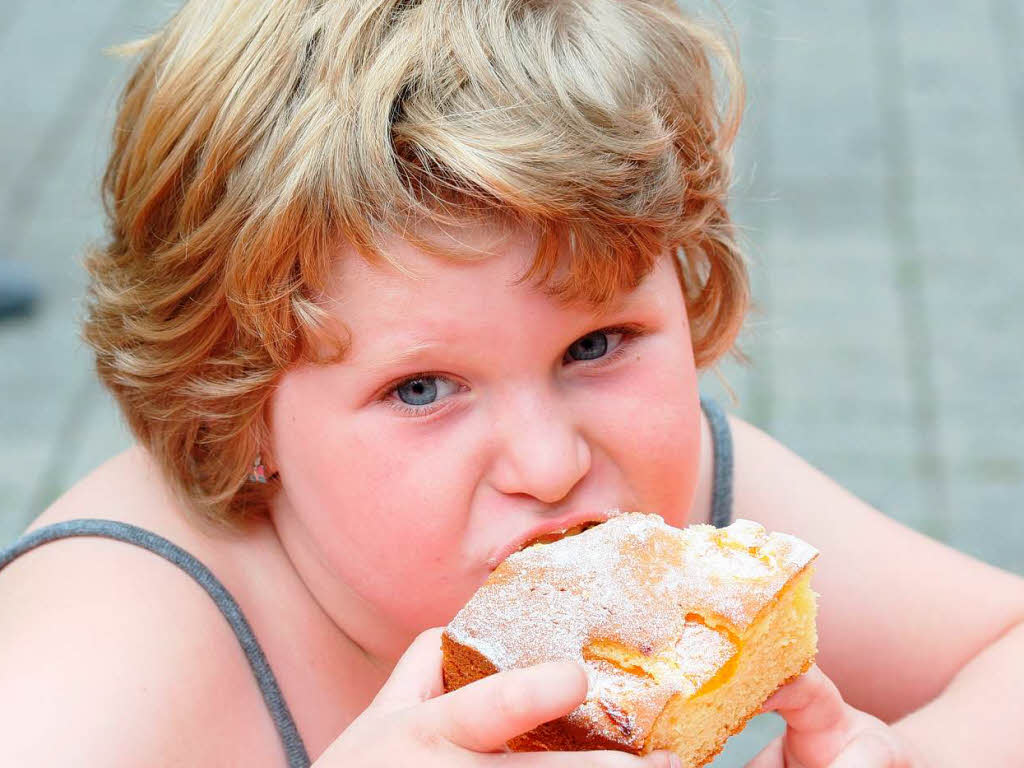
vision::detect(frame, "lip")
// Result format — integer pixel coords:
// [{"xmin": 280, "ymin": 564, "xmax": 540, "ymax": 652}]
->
[{"xmin": 485, "ymin": 506, "xmax": 631, "ymax": 571}]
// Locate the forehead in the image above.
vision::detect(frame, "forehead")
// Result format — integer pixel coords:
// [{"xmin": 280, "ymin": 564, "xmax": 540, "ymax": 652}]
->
[
  {"xmin": 325, "ymin": 222, "xmax": 670, "ymax": 354},
  {"xmin": 333, "ymin": 223, "xmax": 540, "ymax": 316}
]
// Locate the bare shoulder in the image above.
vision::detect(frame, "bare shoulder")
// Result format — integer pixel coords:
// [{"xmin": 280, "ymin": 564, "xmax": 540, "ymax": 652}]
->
[
  {"xmin": 0, "ymin": 449, "xmax": 285, "ymax": 766},
  {"xmin": 725, "ymin": 412, "xmax": 1024, "ymax": 721}
]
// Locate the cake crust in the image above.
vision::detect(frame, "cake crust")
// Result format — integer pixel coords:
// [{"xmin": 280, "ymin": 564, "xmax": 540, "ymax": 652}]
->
[{"xmin": 442, "ymin": 513, "xmax": 819, "ymax": 759}]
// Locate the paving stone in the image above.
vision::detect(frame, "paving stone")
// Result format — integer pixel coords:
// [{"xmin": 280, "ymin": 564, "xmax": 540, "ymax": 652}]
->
[
  {"xmin": 709, "ymin": 713, "xmax": 785, "ymax": 767},
  {"xmin": 50, "ymin": 371, "xmax": 132, "ymax": 505},
  {"xmin": 1, "ymin": 0, "xmax": 177, "ymax": 542},
  {"xmin": 946, "ymin": 478, "xmax": 1024, "ymax": 574},
  {"xmin": 989, "ymin": 0, "xmax": 1024, "ymax": 170},
  {"xmin": 769, "ymin": 4, "xmax": 886, "ymax": 180},
  {"xmin": 0, "ymin": 1, "xmax": 122, "ymax": 182}
]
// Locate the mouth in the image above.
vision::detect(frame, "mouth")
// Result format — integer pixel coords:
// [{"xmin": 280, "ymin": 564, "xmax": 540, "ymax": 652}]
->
[
  {"xmin": 516, "ymin": 521, "xmax": 603, "ymax": 551},
  {"xmin": 486, "ymin": 508, "xmax": 628, "ymax": 571}
]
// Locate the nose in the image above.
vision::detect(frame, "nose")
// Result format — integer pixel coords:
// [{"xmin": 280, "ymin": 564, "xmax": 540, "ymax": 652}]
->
[{"xmin": 486, "ymin": 387, "xmax": 592, "ymax": 505}]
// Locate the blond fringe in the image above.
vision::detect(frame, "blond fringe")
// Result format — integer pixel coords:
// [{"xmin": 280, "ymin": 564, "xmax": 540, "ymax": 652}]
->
[{"xmin": 83, "ymin": 0, "xmax": 749, "ymax": 531}]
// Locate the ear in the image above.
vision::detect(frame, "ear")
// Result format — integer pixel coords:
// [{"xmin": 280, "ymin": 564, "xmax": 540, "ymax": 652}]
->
[{"xmin": 248, "ymin": 397, "xmax": 280, "ymax": 479}]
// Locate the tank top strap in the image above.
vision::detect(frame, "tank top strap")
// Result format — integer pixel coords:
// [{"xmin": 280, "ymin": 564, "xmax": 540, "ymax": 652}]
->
[
  {"xmin": 0, "ymin": 518, "xmax": 311, "ymax": 768},
  {"xmin": 699, "ymin": 395, "xmax": 735, "ymax": 529}
]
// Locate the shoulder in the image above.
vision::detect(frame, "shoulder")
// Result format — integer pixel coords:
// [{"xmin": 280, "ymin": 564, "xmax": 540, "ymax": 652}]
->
[
  {"xmin": 723, "ymin": 412, "xmax": 1024, "ymax": 720},
  {"xmin": 0, "ymin": 449, "xmax": 285, "ymax": 766}
]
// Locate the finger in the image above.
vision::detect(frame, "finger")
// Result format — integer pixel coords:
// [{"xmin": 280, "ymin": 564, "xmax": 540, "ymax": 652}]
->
[
  {"xmin": 831, "ymin": 729, "xmax": 910, "ymax": 768},
  {"xmin": 428, "ymin": 660, "xmax": 588, "ymax": 752},
  {"xmin": 744, "ymin": 733, "xmax": 783, "ymax": 768},
  {"xmin": 482, "ymin": 748, "xmax": 681, "ymax": 768},
  {"xmin": 368, "ymin": 627, "xmax": 445, "ymax": 712},
  {"xmin": 758, "ymin": 664, "xmax": 848, "ymax": 734}
]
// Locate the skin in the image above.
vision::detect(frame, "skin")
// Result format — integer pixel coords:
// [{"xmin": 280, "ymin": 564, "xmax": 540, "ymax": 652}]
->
[
  {"xmin": 4, "ymin": 219, "xmax": 1023, "ymax": 765},
  {"xmin": 268, "ymin": 221, "xmax": 703, "ymax": 666}
]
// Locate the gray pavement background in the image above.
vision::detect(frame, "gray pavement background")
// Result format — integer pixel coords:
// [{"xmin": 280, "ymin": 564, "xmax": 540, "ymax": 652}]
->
[{"xmin": 1, "ymin": 1, "xmax": 1021, "ymax": 765}]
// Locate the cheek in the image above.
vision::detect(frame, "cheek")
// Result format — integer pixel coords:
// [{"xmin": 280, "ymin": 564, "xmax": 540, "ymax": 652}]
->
[
  {"xmin": 270, "ymin": 372, "xmax": 476, "ymax": 627},
  {"xmin": 597, "ymin": 337, "xmax": 701, "ymax": 524}
]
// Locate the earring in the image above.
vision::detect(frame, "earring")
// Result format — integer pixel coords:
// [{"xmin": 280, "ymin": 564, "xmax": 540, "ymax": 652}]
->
[{"xmin": 249, "ymin": 455, "xmax": 269, "ymax": 483}]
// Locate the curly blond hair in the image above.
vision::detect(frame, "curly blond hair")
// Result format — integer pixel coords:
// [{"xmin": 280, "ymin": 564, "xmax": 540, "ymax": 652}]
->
[{"xmin": 83, "ymin": 0, "xmax": 748, "ymax": 532}]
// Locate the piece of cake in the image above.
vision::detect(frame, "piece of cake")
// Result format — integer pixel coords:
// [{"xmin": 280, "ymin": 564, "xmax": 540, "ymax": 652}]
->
[{"xmin": 442, "ymin": 512, "xmax": 819, "ymax": 767}]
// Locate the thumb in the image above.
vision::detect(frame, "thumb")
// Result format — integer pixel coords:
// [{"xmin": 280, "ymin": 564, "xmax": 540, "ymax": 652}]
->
[
  {"xmin": 426, "ymin": 660, "xmax": 589, "ymax": 753},
  {"xmin": 368, "ymin": 627, "xmax": 446, "ymax": 713}
]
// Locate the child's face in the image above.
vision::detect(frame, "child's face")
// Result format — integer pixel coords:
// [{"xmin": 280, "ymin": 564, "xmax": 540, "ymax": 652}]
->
[{"xmin": 268, "ymin": 223, "xmax": 702, "ymax": 657}]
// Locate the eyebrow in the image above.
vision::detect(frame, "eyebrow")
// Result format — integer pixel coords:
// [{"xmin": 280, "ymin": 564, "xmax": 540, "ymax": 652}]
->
[
  {"xmin": 357, "ymin": 293, "xmax": 646, "ymax": 376},
  {"xmin": 360, "ymin": 339, "xmax": 448, "ymax": 376}
]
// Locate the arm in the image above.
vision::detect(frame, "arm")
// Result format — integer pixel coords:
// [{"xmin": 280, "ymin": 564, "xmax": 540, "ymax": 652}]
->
[
  {"xmin": 891, "ymin": 617, "xmax": 1024, "ymax": 765},
  {"xmin": 726, "ymin": 414, "xmax": 1024, "ymax": 728},
  {"xmin": 0, "ymin": 536, "xmax": 285, "ymax": 767}
]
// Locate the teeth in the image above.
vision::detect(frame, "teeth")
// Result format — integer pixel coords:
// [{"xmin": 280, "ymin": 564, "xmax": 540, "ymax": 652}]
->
[{"xmin": 519, "ymin": 521, "xmax": 602, "ymax": 552}]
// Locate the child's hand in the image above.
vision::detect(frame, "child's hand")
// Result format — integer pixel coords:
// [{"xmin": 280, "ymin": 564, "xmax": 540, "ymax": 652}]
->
[
  {"xmin": 749, "ymin": 664, "xmax": 921, "ymax": 767},
  {"xmin": 313, "ymin": 627, "xmax": 679, "ymax": 767}
]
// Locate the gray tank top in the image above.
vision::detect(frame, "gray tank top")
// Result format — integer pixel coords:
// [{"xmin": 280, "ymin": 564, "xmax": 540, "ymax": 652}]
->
[{"xmin": 0, "ymin": 394, "xmax": 734, "ymax": 768}]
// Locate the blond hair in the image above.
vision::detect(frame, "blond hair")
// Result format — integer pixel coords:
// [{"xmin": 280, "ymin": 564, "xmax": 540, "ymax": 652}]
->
[{"xmin": 84, "ymin": 0, "xmax": 748, "ymax": 532}]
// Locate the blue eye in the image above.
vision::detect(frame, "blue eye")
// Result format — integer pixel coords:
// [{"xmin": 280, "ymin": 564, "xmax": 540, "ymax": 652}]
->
[
  {"xmin": 383, "ymin": 325, "xmax": 642, "ymax": 417},
  {"xmin": 395, "ymin": 376, "xmax": 459, "ymax": 407},
  {"xmin": 396, "ymin": 377, "xmax": 435, "ymax": 406},
  {"xmin": 565, "ymin": 330, "xmax": 610, "ymax": 362}
]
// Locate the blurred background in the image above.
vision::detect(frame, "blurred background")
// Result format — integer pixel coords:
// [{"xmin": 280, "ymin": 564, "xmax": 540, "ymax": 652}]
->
[{"xmin": 0, "ymin": 1, "xmax": 1021, "ymax": 764}]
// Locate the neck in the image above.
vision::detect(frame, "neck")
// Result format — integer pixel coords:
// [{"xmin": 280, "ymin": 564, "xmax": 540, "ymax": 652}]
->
[{"xmin": 266, "ymin": 493, "xmax": 407, "ymax": 689}]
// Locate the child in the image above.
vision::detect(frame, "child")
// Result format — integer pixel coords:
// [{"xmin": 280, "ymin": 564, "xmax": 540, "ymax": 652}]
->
[{"xmin": 1, "ymin": 1, "xmax": 1022, "ymax": 766}]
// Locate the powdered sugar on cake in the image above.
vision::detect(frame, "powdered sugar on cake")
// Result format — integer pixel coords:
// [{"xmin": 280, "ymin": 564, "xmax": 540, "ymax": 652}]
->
[{"xmin": 445, "ymin": 513, "xmax": 818, "ymax": 747}]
